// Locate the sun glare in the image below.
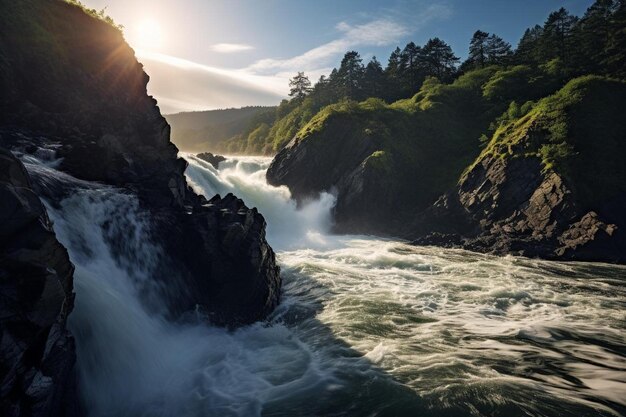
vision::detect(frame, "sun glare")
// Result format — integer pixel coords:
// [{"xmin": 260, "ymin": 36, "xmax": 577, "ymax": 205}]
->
[{"xmin": 134, "ymin": 19, "xmax": 162, "ymax": 50}]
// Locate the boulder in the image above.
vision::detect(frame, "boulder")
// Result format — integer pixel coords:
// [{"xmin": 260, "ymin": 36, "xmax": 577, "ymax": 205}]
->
[{"xmin": 196, "ymin": 152, "xmax": 226, "ymax": 169}]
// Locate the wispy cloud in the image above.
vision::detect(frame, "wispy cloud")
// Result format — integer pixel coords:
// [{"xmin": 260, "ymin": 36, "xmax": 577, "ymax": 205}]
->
[
  {"xmin": 246, "ymin": 4, "xmax": 452, "ymax": 76},
  {"xmin": 135, "ymin": 2, "xmax": 453, "ymax": 112},
  {"xmin": 210, "ymin": 43, "xmax": 254, "ymax": 53},
  {"xmin": 136, "ymin": 50, "xmax": 284, "ymax": 113},
  {"xmin": 247, "ymin": 18, "xmax": 410, "ymax": 75}
]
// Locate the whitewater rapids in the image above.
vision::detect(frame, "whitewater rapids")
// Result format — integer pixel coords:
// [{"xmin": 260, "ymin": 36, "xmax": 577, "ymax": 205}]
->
[{"xmin": 22, "ymin": 152, "xmax": 626, "ymax": 417}]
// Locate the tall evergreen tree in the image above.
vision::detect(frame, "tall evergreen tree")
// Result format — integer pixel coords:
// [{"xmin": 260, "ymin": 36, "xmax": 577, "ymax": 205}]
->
[
  {"xmin": 336, "ymin": 51, "xmax": 365, "ymax": 99},
  {"xmin": 384, "ymin": 47, "xmax": 405, "ymax": 100},
  {"xmin": 602, "ymin": 0, "xmax": 626, "ymax": 77},
  {"xmin": 363, "ymin": 57, "xmax": 386, "ymax": 98},
  {"xmin": 514, "ymin": 25, "xmax": 544, "ymax": 64},
  {"xmin": 468, "ymin": 30, "xmax": 490, "ymax": 68},
  {"xmin": 422, "ymin": 38, "xmax": 459, "ymax": 81},
  {"xmin": 541, "ymin": 8, "xmax": 579, "ymax": 63},
  {"xmin": 399, "ymin": 42, "xmax": 425, "ymax": 91},
  {"xmin": 288, "ymin": 72, "xmax": 312, "ymax": 100},
  {"xmin": 485, "ymin": 34, "xmax": 513, "ymax": 65}
]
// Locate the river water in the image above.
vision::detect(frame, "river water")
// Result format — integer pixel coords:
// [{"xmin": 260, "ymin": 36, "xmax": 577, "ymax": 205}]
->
[{"xmin": 24, "ymin": 152, "xmax": 626, "ymax": 416}]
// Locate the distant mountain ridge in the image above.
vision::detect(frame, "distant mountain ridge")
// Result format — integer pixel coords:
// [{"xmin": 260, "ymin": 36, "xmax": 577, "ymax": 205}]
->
[{"xmin": 165, "ymin": 106, "xmax": 275, "ymax": 153}]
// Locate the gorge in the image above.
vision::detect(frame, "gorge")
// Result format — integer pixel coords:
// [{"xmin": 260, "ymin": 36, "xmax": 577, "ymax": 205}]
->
[{"xmin": 1, "ymin": 1, "xmax": 625, "ymax": 416}]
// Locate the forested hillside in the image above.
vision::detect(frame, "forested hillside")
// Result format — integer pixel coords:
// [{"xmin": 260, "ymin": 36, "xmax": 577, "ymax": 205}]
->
[
  {"xmin": 164, "ymin": 106, "xmax": 274, "ymax": 152},
  {"xmin": 266, "ymin": 0, "xmax": 626, "ymax": 262},
  {"xmin": 220, "ymin": 1, "xmax": 625, "ymax": 155}
]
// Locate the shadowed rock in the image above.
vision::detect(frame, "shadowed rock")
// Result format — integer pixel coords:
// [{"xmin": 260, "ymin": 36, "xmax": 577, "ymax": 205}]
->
[
  {"xmin": 196, "ymin": 152, "xmax": 226, "ymax": 169},
  {"xmin": 0, "ymin": 149, "xmax": 79, "ymax": 417}
]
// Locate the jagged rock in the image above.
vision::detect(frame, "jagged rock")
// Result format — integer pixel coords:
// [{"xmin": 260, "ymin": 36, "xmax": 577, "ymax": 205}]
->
[
  {"xmin": 152, "ymin": 193, "xmax": 280, "ymax": 326},
  {"xmin": 0, "ymin": 149, "xmax": 78, "ymax": 417},
  {"xmin": 267, "ymin": 121, "xmax": 378, "ymax": 202},
  {"xmin": 266, "ymin": 119, "xmax": 403, "ymax": 233},
  {"xmin": 411, "ymin": 151, "xmax": 626, "ymax": 263},
  {"xmin": 0, "ymin": 0, "xmax": 281, "ymax": 328},
  {"xmin": 196, "ymin": 152, "xmax": 226, "ymax": 169}
]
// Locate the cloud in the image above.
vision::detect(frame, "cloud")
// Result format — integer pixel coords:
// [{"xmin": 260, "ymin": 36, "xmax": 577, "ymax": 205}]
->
[
  {"xmin": 210, "ymin": 43, "xmax": 254, "ymax": 53},
  {"xmin": 247, "ymin": 18, "xmax": 410, "ymax": 75},
  {"xmin": 246, "ymin": 4, "xmax": 452, "ymax": 76},
  {"xmin": 136, "ymin": 51, "xmax": 284, "ymax": 114},
  {"xmin": 133, "ymin": 3, "xmax": 454, "ymax": 113}
]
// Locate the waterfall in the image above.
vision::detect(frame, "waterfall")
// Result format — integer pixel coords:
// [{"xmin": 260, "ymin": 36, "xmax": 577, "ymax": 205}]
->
[
  {"xmin": 183, "ymin": 154, "xmax": 337, "ymax": 250},
  {"xmin": 18, "ymin": 151, "xmax": 626, "ymax": 417}
]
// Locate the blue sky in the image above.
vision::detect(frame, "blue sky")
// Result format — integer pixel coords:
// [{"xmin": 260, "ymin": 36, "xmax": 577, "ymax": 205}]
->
[{"xmin": 81, "ymin": 0, "xmax": 594, "ymax": 113}]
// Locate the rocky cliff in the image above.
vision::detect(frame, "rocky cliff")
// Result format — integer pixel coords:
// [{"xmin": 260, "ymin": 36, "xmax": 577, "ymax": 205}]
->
[
  {"xmin": 0, "ymin": 149, "xmax": 78, "ymax": 417},
  {"xmin": 1, "ymin": 0, "xmax": 281, "ymax": 414},
  {"xmin": 1, "ymin": 0, "xmax": 280, "ymax": 322},
  {"xmin": 267, "ymin": 69, "xmax": 508, "ymax": 235},
  {"xmin": 268, "ymin": 72, "xmax": 626, "ymax": 263},
  {"xmin": 413, "ymin": 76, "xmax": 626, "ymax": 263}
]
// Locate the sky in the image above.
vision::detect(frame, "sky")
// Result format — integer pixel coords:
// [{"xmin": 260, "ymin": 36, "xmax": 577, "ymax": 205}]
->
[{"xmin": 81, "ymin": 0, "xmax": 594, "ymax": 114}]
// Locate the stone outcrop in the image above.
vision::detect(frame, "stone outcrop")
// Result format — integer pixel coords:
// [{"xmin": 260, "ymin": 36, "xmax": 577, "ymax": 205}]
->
[
  {"xmin": 155, "ymin": 193, "xmax": 280, "ymax": 325},
  {"xmin": 412, "ymin": 146, "xmax": 626, "ymax": 263},
  {"xmin": 0, "ymin": 0, "xmax": 280, "ymax": 327},
  {"xmin": 196, "ymin": 152, "xmax": 226, "ymax": 169},
  {"xmin": 0, "ymin": 149, "xmax": 78, "ymax": 417},
  {"xmin": 266, "ymin": 118, "xmax": 399, "ymax": 234}
]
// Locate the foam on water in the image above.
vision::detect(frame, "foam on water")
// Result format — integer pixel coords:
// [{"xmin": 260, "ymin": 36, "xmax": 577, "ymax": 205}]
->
[
  {"xmin": 19, "ymin": 152, "xmax": 626, "ymax": 417},
  {"xmin": 183, "ymin": 154, "xmax": 336, "ymax": 250}
]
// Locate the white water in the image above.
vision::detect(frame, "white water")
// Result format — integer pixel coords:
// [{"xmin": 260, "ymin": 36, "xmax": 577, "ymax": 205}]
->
[{"xmin": 22, "ymin": 153, "xmax": 626, "ymax": 417}]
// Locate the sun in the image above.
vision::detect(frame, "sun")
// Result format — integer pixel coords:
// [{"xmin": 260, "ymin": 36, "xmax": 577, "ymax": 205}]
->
[{"xmin": 134, "ymin": 19, "xmax": 162, "ymax": 50}]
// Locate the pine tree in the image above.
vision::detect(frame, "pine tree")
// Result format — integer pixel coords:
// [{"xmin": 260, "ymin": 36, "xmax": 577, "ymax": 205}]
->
[
  {"xmin": 514, "ymin": 25, "xmax": 544, "ymax": 64},
  {"xmin": 542, "ymin": 8, "xmax": 579, "ymax": 63},
  {"xmin": 577, "ymin": 0, "xmax": 619, "ymax": 72},
  {"xmin": 468, "ymin": 30, "xmax": 490, "ymax": 68},
  {"xmin": 422, "ymin": 38, "xmax": 459, "ymax": 81},
  {"xmin": 485, "ymin": 34, "xmax": 512, "ymax": 65},
  {"xmin": 602, "ymin": 0, "xmax": 626, "ymax": 77},
  {"xmin": 288, "ymin": 72, "xmax": 312, "ymax": 100},
  {"xmin": 336, "ymin": 51, "xmax": 365, "ymax": 99},
  {"xmin": 363, "ymin": 57, "xmax": 385, "ymax": 98},
  {"xmin": 384, "ymin": 47, "xmax": 404, "ymax": 101},
  {"xmin": 386, "ymin": 47, "xmax": 403, "ymax": 75},
  {"xmin": 400, "ymin": 42, "xmax": 425, "ymax": 92}
]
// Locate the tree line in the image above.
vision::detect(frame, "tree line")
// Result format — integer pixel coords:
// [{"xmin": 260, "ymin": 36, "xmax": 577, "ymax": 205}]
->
[{"xmin": 288, "ymin": 0, "xmax": 625, "ymax": 106}]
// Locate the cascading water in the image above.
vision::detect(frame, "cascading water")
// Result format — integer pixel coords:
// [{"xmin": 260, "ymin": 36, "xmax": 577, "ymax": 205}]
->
[{"xmin": 20, "ymin": 151, "xmax": 626, "ymax": 417}]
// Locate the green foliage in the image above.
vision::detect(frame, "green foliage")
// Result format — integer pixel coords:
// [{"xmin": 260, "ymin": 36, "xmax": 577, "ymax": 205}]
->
[
  {"xmin": 512, "ymin": 0, "xmax": 625, "ymax": 78},
  {"xmin": 471, "ymin": 76, "xmax": 626, "ymax": 206},
  {"xmin": 364, "ymin": 151, "xmax": 393, "ymax": 174},
  {"xmin": 287, "ymin": 66, "xmax": 513, "ymax": 210},
  {"xmin": 64, "ymin": 0, "xmax": 123, "ymax": 31},
  {"xmin": 482, "ymin": 65, "xmax": 535, "ymax": 101},
  {"xmin": 185, "ymin": 0, "xmax": 625, "ymax": 158}
]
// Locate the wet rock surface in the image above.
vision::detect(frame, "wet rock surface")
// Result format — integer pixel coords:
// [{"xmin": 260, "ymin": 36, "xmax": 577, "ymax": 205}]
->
[
  {"xmin": 196, "ymin": 152, "xmax": 226, "ymax": 169},
  {"xmin": 1, "ymin": 2, "xmax": 282, "ymax": 415},
  {"xmin": 0, "ymin": 149, "xmax": 79, "ymax": 417}
]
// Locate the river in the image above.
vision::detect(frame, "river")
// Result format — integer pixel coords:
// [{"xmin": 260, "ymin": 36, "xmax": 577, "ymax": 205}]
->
[{"xmin": 24, "ymin": 152, "xmax": 626, "ymax": 417}]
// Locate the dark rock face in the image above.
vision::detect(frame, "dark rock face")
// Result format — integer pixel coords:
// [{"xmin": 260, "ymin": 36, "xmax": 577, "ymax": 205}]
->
[
  {"xmin": 267, "ymin": 123, "xmax": 377, "ymax": 202},
  {"xmin": 0, "ymin": 3, "xmax": 282, "ymax": 412},
  {"xmin": 155, "ymin": 193, "xmax": 280, "ymax": 325},
  {"xmin": 196, "ymin": 152, "xmax": 226, "ymax": 169},
  {"xmin": 266, "ymin": 121, "xmax": 398, "ymax": 234},
  {"xmin": 412, "ymin": 150, "xmax": 626, "ymax": 263},
  {"xmin": 0, "ymin": 0, "xmax": 280, "ymax": 326},
  {"xmin": 0, "ymin": 149, "xmax": 79, "ymax": 417}
]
